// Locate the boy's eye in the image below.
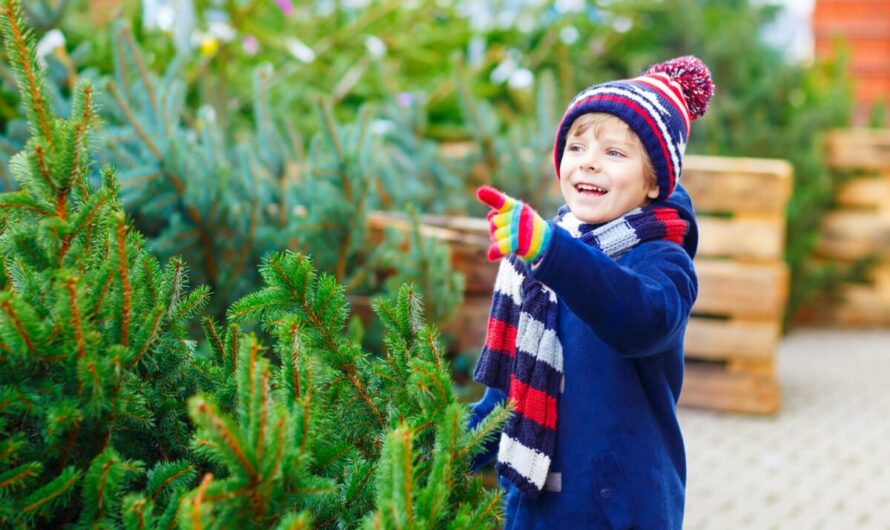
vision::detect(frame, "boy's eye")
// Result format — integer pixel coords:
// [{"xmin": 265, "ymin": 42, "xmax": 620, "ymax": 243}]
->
[
  {"xmin": 607, "ymin": 149, "xmax": 625, "ymax": 158},
  {"xmin": 567, "ymin": 144, "xmax": 583, "ymax": 152}
]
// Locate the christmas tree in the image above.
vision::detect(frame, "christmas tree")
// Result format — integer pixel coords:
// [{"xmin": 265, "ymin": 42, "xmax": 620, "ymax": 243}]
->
[
  {"xmin": 0, "ymin": 1, "xmax": 207, "ymax": 525},
  {"xmin": 180, "ymin": 252, "xmax": 507, "ymax": 528}
]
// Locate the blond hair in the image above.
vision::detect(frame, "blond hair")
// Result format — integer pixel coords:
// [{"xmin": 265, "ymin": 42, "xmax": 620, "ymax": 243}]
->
[{"xmin": 567, "ymin": 113, "xmax": 656, "ymax": 189}]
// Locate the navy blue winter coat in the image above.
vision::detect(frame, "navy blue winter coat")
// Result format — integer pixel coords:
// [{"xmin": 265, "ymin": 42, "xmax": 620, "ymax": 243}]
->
[{"xmin": 469, "ymin": 185, "xmax": 699, "ymax": 530}]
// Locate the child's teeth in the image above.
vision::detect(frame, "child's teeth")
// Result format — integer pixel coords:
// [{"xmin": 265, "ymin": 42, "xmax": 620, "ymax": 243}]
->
[{"xmin": 577, "ymin": 184, "xmax": 606, "ymax": 193}]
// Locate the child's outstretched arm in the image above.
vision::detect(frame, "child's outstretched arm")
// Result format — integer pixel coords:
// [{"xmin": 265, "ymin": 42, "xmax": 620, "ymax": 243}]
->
[
  {"xmin": 477, "ymin": 185, "xmax": 552, "ymax": 263},
  {"xmin": 530, "ymin": 225, "xmax": 696, "ymax": 358},
  {"xmin": 476, "ymin": 186, "xmax": 696, "ymax": 358}
]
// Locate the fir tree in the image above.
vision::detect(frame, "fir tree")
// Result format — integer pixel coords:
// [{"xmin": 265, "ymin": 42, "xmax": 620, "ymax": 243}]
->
[
  {"xmin": 0, "ymin": 1, "xmax": 206, "ymax": 526},
  {"xmin": 182, "ymin": 251, "xmax": 508, "ymax": 528},
  {"xmin": 99, "ymin": 26, "xmax": 464, "ymax": 328}
]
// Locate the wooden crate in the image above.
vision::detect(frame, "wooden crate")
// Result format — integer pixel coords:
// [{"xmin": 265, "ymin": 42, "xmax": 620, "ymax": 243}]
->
[
  {"xmin": 679, "ymin": 155, "xmax": 793, "ymax": 415},
  {"xmin": 367, "ymin": 153, "xmax": 794, "ymax": 414},
  {"xmin": 810, "ymin": 129, "xmax": 890, "ymax": 325}
]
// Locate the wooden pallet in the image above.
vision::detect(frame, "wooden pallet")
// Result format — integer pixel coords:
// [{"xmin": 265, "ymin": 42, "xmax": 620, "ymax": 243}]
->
[
  {"xmin": 367, "ymin": 153, "xmax": 794, "ymax": 414},
  {"xmin": 679, "ymin": 155, "xmax": 793, "ymax": 414},
  {"xmin": 811, "ymin": 129, "xmax": 890, "ymax": 326}
]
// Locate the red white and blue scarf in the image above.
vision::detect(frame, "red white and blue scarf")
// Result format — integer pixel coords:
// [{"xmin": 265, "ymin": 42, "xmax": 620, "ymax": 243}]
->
[{"xmin": 473, "ymin": 204, "xmax": 689, "ymax": 498}]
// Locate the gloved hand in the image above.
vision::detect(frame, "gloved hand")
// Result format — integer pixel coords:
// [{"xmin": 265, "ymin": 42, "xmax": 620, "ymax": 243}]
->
[{"xmin": 477, "ymin": 185, "xmax": 552, "ymax": 263}]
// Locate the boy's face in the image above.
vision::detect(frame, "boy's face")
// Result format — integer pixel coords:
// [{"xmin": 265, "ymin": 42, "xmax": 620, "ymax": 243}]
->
[{"xmin": 558, "ymin": 121, "xmax": 658, "ymax": 225}]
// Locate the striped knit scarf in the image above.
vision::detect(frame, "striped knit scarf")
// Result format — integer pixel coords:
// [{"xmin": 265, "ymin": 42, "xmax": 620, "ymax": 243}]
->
[{"xmin": 473, "ymin": 204, "xmax": 689, "ymax": 498}]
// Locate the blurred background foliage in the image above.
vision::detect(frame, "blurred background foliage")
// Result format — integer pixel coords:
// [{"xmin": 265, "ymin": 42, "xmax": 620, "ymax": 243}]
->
[{"xmin": 0, "ymin": 0, "xmax": 855, "ymax": 335}]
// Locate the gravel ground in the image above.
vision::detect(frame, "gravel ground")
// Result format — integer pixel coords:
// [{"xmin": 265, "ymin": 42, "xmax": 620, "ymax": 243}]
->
[{"xmin": 680, "ymin": 328, "xmax": 890, "ymax": 530}]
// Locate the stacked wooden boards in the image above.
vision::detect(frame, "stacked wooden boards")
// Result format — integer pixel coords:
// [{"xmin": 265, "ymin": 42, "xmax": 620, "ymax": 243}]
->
[
  {"xmin": 367, "ymin": 153, "xmax": 793, "ymax": 414},
  {"xmin": 813, "ymin": 129, "xmax": 890, "ymax": 325},
  {"xmin": 679, "ymin": 155, "xmax": 792, "ymax": 414}
]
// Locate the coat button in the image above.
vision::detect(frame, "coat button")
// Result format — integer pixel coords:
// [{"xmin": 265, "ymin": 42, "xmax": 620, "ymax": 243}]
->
[{"xmin": 600, "ymin": 487, "xmax": 612, "ymax": 499}]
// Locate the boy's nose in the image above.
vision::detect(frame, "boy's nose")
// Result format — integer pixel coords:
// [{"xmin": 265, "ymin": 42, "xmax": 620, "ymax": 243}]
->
[{"xmin": 582, "ymin": 155, "xmax": 600, "ymax": 172}]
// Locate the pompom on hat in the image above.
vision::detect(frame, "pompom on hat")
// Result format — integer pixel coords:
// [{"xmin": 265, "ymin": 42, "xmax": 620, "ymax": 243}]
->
[{"xmin": 553, "ymin": 55, "xmax": 715, "ymax": 201}]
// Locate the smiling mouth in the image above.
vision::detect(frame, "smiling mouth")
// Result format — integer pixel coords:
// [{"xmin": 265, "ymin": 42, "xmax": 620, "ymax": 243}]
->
[{"xmin": 575, "ymin": 183, "xmax": 608, "ymax": 196}]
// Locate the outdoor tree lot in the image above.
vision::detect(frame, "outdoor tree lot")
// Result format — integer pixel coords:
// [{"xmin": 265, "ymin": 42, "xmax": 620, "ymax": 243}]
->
[{"xmin": 0, "ymin": 0, "xmax": 870, "ymax": 527}]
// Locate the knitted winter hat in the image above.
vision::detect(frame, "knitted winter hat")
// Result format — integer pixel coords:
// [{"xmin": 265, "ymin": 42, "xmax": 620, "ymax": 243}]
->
[{"xmin": 553, "ymin": 55, "xmax": 714, "ymax": 201}]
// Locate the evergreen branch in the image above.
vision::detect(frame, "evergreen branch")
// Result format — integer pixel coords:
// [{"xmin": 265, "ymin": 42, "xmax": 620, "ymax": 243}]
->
[
  {"xmin": 130, "ymin": 306, "xmax": 163, "ymax": 368},
  {"xmin": 466, "ymin": 492, "xmax": 500, "ymax": 528},
  {"xmin": 164, "ymin": 258, "xmax": 184, "ymax": 320},
  {"xmin": 106, "ymin": 82, "xmax": 218, "ymax": 285},
  {"xmin": 455, "ymin": 404, "xmax": 511, "ymax": 461},
  {"xmin": 121, "ymin": 27, "xmax": 161, "ymax": 131},
  {"xmin": 202, "ymin": 317, "xmax": 225, "ymax": 362},
  {"xmin": 61, "ymin": 191, "xmax": 108, "ymax": 264},
  {"xmin": 127, "ymin": 497, "xmax": 148, "ymax": 529},
  {"xmin": 142, "ymin": 258, "xmax": 158, "ymax": 306},
  {"xmin": 278, "ymin": 513, "xmax": 311, "ymax": 530},
  {"xmin": 288, "ymin": 324, "xmax": 302, "ymax": 399},
  {"xmin": 105, "ymin": 80, "xmax": 164, "ymax": 161},
  {"xmin": 263, "ymin": 260, "xmax": 374, "ymax": 427},
  {"xmin": 190, "ymin": 473, "xmax": 213, "ymax": 530},
  {"xmin": 86, "ymin": 361, "xmax": 100, "ymax": 394},
  {"xmin": 315, "ymin": 443, "xmax": 352, "ymax": 471},
  {"xmin": 266, "ymin": 254, "xmax": 305, "ymax": 307},
  {"xmin": 57, "ymin": 422, "xmax": 80, "ymax": 471},
  {"xmin": 64, "ymin": 276, "xmax": 86, "ymax": 359},
  {"xmin": 91, "ymin": 271, "xmax": 113, "ymax": 317},
  {"xmin": 117, "ymin": 218, "xmax": 131, "ymax": 347},
  {"xmin": 230, "ymin": 324, "xmax": 239, "ymax": 373},
  {"xmin": 94, "ymin": 458, "xmax": 115, "ymax": 518},
  {"xmin": 0, "ymin": 0, "xmax": 54, "ymax": 148},
  {"xmin": 0, "ymin": 158, "xmax": 11, "ymax": 190},
  {"xmin": 33, "ymin": 145, "xmax": 56, "ymax": 192},
  {"xmin": 402, "ymin": 427, "xmax": 413, "ymax": 527},
  {"xmin": 316, "ymin": 464, "xmax": 374, "ymax": 529},
  {"xmin": 1, "ymin": 299, "xmax": 36, "ymax": 353},
  {"xmin": 269, "ymin": 412, "xmax": 286, "ymax": 481},
  {"xmin": 346, "ymin": 371, "xmax": 384, "ymax": 428},
  {"xmin": 256, "ymin": 354, "xmax": 268, "ymax": 470},
  {"xmin": 412, "ymin": 363, "xmax": 448, "ymax": 404},
  {"xmin": 20, "ymin": 468, "xmax": 80, "ymax": 515},
  {"xmin": 171, "ymin": 287, "xmax": 210, "ymax": 321},
  {"xmin": 0, "ymin": 196, "xmax": 54, "ymax": 216},
  {"xmin": 149, "ymin": 465, "xmax": 195, "ymax": 500},
  {"xmin": 0, "ymin": 438, "xmax": 21, "ymax": 460},
  {"xmin": 299, "ymin": 400, "xmax": 310, "ymax": 456},
  {"xmin": 0, "ymin": 462, "xmax": 41, "ymax": 490},
  {"xmin": 248, "ymin": 340, "xmax": 257, "ymax": 411},
  {"xmin": 193, "ymin": 399, "xmax": 256, "ymax": 478},
  {"xmin": 226, "ymin": 298, "xmax": 280, "ymax": 322},
  {"xmin": 73, "ymin": 85, "xmax": 94, "ymax": 200},
  {"xmin": 426, "ymin": 331, "xmax": 442, "ymax": 370}
]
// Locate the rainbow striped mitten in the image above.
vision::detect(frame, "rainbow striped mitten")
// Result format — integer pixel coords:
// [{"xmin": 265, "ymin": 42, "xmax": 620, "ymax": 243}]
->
[{"xmin": 477, "ymin": 185, "xmax": 552, "ymax": 263}]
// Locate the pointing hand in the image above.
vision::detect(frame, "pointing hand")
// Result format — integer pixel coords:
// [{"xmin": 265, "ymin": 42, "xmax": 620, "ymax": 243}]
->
[{"xmin": 476, "ymin": 186, "xmax": 552, "ymax": 263}]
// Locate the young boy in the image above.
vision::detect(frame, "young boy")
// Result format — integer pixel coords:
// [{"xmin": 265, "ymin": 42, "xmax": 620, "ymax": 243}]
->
[{"xmin": 469, "ymin": 56, "xmax": 714, "ymax": 529}]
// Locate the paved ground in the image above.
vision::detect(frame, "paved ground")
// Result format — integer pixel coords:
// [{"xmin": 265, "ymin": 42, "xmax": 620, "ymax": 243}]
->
[{"xmin": 680, "ymin": 328, "xmax": 890, "ymax": 530}]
